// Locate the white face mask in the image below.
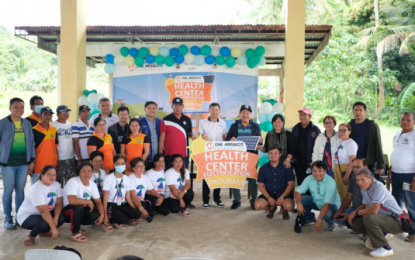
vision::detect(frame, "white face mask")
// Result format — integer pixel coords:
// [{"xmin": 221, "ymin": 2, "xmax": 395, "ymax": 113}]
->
[{"xmin": 34, "ymin": 105, "xmax": 43, "ymax": 114}]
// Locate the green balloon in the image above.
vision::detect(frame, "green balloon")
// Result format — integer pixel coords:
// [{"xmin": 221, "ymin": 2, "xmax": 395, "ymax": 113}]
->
[
  {"xmin": 138, "ymin": 47, "xmax": 149, "ymax": 57},
  {"xmin": 155, "ymin": 55, "xmax": 165, "ymax": 65},
  {"xmin": 258, "ymin": 156, "xmax": 269, "ymax": 167},
  {"xmin": 251, "ymin": 54, "xmax": 261, "ymax": 65},
  {"xmin": 178, "ymin": 45, "xmax": 188, "ymax": 55},
  {"xmin": 201, "ymin": 45, "xmax": 211, "ymax": 56},
  {"xmin": 245, "ymin": 48, "xmax": 255, "ymax": 59},
  {"xmin": 120, "ymin": 47, "xmax": 129, "ymax": 57},
  {"xmin": 260, "ymin": 121, "xmax": 273, "ymax": 132},
  {"xmin": 225, "ymin": 56, "xmax": 235, "ymax": 67},
  {"xmin": 134, "ymin": 56, "xmax": 144, "ymax": 67},
  {"xmin": 165, "ymin": 56, "xmax": 175, "ymax": 67},
  {"xmin": 255, "ymin": 46, "xmax": 266, "ymax": 56},
  {"xmin": 215, "ymin": 56, "xmax": 225, "ymax": 65},
  {"xmin": 247, "ymin": 58, "xmax": 257, "ymax": 68}
]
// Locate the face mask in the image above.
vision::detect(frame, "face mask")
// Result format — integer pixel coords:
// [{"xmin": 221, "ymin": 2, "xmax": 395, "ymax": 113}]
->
[
  {"xmin": 34, "ymin": 105, "xmax": 43, "ymax": 114},
  {"xmin": 115, "ymin": 165, "xmax": 126, "ymax": 173}
]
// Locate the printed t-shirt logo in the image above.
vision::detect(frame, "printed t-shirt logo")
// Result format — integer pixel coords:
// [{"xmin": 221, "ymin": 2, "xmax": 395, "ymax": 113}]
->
[
  {"xmin": 403, "ymin": 138, "xmax": 409, "ymax": 144},
  {"xmin": 83, "ymin": 192, "xmax": 91, "ymax": 199},
  {"xmin": 115, "ymin": 183, "xmax": 125, "ymax": 200},
  {"xmin": 47, "ymin": 192, "xmax": 57, "ymax": 210},
  {"xmin": 94, "ymin": 178, "xmax": 104, "ymax": 184},
  {"xmin": 138, "ymin": 139, "xmax": 142, "ymax": 144},
  {"xmin": 156, "ymin": 177, "xmax": 166, "ymax": 193},
  {"xmin": 136, "ymin": 185, "xmax": 145, "ymax": 199},
  {"xmin": 51, "ymin": 134, "xmax": 54, "ymax": 138},
  {"xmin": 183, "ymin": 121, "xmax": 187, "ymax": 125},
  {"xmin": 177, "ymin": 177, "xmax": 184, "ymax": 189}
]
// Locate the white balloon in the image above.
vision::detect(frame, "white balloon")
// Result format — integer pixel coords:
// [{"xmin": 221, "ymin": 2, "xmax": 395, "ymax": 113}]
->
[
  {"xmin": 97, "ymin": 93, "xmax": 105, "ymax": 100},
  {"xmin": 114, "ymin": 55, "xmax": 125, "ymax": 65},
  {"xmin": 87, "ymin": 93, "xmax": 99, "ymax": 104},
  {"xmin": 272, "ymin": 102, "xmax": 285, "ymax": 113},
  {"xmin": 185, "ymin": 54, "xmax": 195, "ymax": 64},
  {"xmin": 259, "ymin": 102, "xmax": 273, "ymax": 114},
  {"xmin": 77, "ymin": 96, "xmax": 88, "ymax": 106},
  {"xmin": 211, "ymin": 47, "xmax": 220, "ymax": 56}
]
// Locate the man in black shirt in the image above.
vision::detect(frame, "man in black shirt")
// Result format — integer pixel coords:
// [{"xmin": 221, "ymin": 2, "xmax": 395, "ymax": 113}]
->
[{"xmin": 108, "ymin": 106, "xmax": 130, "ymax": 154}]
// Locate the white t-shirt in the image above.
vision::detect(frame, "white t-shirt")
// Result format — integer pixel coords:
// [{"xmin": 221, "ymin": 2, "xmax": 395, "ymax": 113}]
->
[
  {"xmin": 90, "ymin": 169, "xmax": 107, "ymax": 192},
  {"xmin": 164, "ymin": 168, "xmax": 190, "ymax": 199},
  {"xmin": 103, "ymin": 173, "xmax": 133, "ymax": 203},
  {"xmin": 129, "ymin": 174, "xmax": 154, "ymax": 201},
  {"xmin": 63, "ymin": 177, "xmax": 101, "ymax": 207},
  {"xmin": 145, "ymin": 169, "xmax": 166, "ymax": 196},
  {"xmin": 391, "ymin": 129, "xmax": 415, "ymax": 173},
  {"xmin": 17, "ymin": 181, "xmax": 62, "ymax": 225},
  {"xmin": 51, "ymin": 121, "xmax": 74, "ymax": 160},
  {"xmin": 198, "ymin": 117, "xmax": 228, "ymax": 141},
  {"xmin": 334, "ymin": 139, "xmax": 358, "ymax": 164},
  {"xmin": 71, "ymin": 120, "xmax": 94, "ymax": 160}
]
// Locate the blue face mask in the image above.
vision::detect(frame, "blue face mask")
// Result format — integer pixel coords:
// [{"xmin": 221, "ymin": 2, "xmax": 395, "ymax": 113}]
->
[
  {"xmin": 115, "ymin": 165, "xmax": 126, "ymax": 173},
  {"xmin": 34, "ymin": 105, "xmax": 43, "ymax": 114}
]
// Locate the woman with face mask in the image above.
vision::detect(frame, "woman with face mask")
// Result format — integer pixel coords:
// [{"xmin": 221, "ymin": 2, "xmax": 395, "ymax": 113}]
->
[{"xmin": 102, "ymin": 155, "xmax": 141, "ymax": 230}]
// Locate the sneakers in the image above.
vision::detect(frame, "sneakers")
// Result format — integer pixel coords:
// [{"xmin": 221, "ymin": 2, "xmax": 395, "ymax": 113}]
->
[
  {"xmin": 4, "ymin": 220, "xmax": 17, "ymax": 230},
  {"xmin": 203, "ymin": 203, "xmax": 210, "ymax": 208},
  {"xmin": 294, "ymin": 214, "xmax": 307, "ymax": 233},
  {"xmin": 385, "ymin": 233, "xmax": 393, "ymax": 241},
  {"xmin": 370, "ymin": 247, "xmax": 394, "ymax": 258},
  {"xmin": 231, "ymin": 202, "xmax": 241, "ymax": 210},
  {"xmin": 213, "ymin": 200, "xmax": 225, "ymax": 207},
  {"xmin": 327, "ymin": 223, "xmax": 336, "ymax": 231}
]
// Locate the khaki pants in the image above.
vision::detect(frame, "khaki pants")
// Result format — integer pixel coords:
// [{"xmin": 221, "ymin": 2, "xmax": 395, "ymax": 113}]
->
[
  {"xmin": 334, "ymin": 163, "xmax": 349, "ymax": 202},
  {"xmin": 352, "ymin": 214, "xmax": 402, "ymax": 248}
]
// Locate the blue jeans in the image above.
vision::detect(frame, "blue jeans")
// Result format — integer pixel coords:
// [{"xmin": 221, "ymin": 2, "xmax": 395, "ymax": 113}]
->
[
  {"xmin": 301, "ymin": 195, "xmax": 338, "ymax": 224},
  {"xmin": 335, "ymin": 206, "xmax": 355, "ymax": 226},
  {"xmin": 31, "ymin": 173, "xmax": 40, "ymax": 185},
  {"xmin": 391, "ymin": 172, "xmax": 415, "ymax": 235},
  {"xmin": 0, "ymin": 165, "xmax": 28, "ymax": 221}
]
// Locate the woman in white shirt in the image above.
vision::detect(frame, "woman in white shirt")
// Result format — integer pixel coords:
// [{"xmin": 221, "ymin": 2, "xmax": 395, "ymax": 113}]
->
[
  {"xmin": 334, "ymin": 123, "xmax": 358, "ymax": 202},
  {"xmin": 312, "ymin": 116, "xmax": 341, "ymax": 178},
  {"xmin": 17, "ymin": 165, "xmax": 65, "ymax": 246},
  {"xmin": 102, "ymin": 154, "xmax": 141, "ymax": 230},
  {"xmin": 145, "ymin": 154, "xmax": 170, "ymax": 216},
  {"xmin": 165, "ymin": 154, "xmax": 194, "ymax": 216},
  {"xmin": 62, "ymin": 162, "xmax": 106, "ymax": 242},
  {"xmin": 89, "ymin": 151, "xmax": 107, "ymax": 197}
]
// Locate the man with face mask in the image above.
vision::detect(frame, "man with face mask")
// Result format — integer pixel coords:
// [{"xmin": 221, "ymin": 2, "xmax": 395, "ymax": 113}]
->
[{"xmin": 26, "ymin": 96, "xmax": 44, "ymax": 127}]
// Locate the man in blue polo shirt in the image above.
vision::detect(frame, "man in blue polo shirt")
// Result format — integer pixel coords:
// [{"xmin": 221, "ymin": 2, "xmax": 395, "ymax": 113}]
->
[
  {"xmin": 254, "ymin": 146, "xmax": 295, "ymax": 220},
  {"xmin": 140, "ymin": 101, "xmax": 161, "ymax": 171},
  {"xmin": 295, "ymin": 160, "xmax": 341, "ymax": 232}
]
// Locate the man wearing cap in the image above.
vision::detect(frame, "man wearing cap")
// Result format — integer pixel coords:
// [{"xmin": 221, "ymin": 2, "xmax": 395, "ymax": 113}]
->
[
  {"xmin": 72, "ymin": 105, "xmax": 94, "ymax": 166},
  {"xmin": 292, "ymin": 107, "xmax": 321, "ymax": 187},
  {"xmin": 51, "ymin": 105, "xmax": 75, "ymax": 185},
  {"xmin": 89, "ymin": 98, "xmax": 119, "ymax": 132},
  {"xmin": 31, "ymin": 107, "xmax": 59, "ymax": 184},
  {"xmin": 226, "ymin": 104, "xmax": 263, "ymax": 210}
]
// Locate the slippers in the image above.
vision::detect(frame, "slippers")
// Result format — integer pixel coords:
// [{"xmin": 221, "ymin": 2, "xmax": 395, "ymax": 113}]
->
[
  {"xmin": 70, "ymin": 233, "xmax": 88, "ymax": 243},
  {"xmin": 102, "ymin": 224, "xmax": 114, "ymax": 232},
  {"xmin": 180, "ymin": 210, "xmax": 191, "ymax": 216},
  {"xmin": 129, "ymin": 220, "xmax": 140, "ymax": 226},
  {"xmin": 114, "ymin": 223, "xmax": 126, "ymax": 230},
  {"xmin": 24, "ymin": 235, "xmax": 35, "ymax": 246},
  {"xmin": 266, "ymin": 207, "xmax": 277, "ymax": 219},
  {"xmin": 405, "ymin": 234, "xmax": 415, "ymax": 242},
  {"xmin": 350, "ymin": 230, "xmax": 360, "ymax": 235},
  {"xmin": 39, "ymin": 232, "xmax": 52, "ymax": 237}
]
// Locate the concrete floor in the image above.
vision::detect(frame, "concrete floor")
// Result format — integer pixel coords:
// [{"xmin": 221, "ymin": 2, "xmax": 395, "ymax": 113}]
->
[{"xmin": 0, "ymin": 179, "xmax": 414, "ymax": 260}]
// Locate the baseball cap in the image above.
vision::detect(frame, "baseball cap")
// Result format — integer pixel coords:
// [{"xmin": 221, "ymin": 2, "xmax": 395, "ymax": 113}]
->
[
  {"xmin": 240, "ymin": 104, "xmax": 252, "ymax": 112},
  {"xmin": 294, "ymin": 213, "xmax": 307, "ymax": 233},
  {"xmin": 298, "ymin": 107, "xmax": 312, "ymax": 116},
  {"xmin": 172, "ymin": 97, "xmax": 184, "ymax": 105},
  {"xmin": 79, "ymin": 105, "xmax": 91, "ymax": 113},
  {"xmin": 40, "ymin": 106, "xmax": 54, "ymax": 115},
  {"xmin": 56, "ymin": 105, "xmax": 71, "ymax": 113}
]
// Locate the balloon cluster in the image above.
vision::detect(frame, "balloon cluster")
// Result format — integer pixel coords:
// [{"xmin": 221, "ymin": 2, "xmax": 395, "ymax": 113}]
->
[
  {"xmin": 103, "ymin": 45, "xmax": 267, "ymax": 74},
  {"xmin": 258, "ymin": 99, "xmax": 285, "ymax": 133},
  {"xmin": 258, "ymin": 150, "xmax": 269, "ymax": 167},
  {"xmin": 77, "ymin": 89, "xmax": 106, "ymax": 120}
]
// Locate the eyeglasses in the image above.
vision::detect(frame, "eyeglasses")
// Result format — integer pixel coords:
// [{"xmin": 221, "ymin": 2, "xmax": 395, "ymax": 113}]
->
[
  {"xmin": 135, "ymin": 165, "xmax": 145, "ymax": 169},
  {"xmin": 338, "ymin": 129, "xmax": 349, "ymax": 133},
  {"xmin": 324, "ymin": 122, "xmax": 333, "ymax": 125}
]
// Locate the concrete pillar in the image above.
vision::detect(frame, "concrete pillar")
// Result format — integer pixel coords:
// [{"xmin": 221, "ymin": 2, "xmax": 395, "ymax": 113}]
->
[
  {"xmin": 59, "ymin": 0, "xmax": 86, "ymax": 122},
  {"xmin": 283, "ymin": 0, "xmax": 306, "ymax": 127}
]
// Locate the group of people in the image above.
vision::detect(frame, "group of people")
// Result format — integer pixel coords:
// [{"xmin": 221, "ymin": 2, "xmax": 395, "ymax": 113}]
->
[{"xmin": 0, "ymin": 95, "xmax": 414, "ymax": 258}]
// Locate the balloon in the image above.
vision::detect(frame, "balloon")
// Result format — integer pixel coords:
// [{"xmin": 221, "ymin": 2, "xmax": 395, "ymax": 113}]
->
[
  {"xmin": 272, "ymin": 102, "xmax": 285, "ymax": 113},
  {"xmin": 114, "ymin": 55, "xmax": 125, "ymax": 65},
  {"xmin": 237, "ymin": 55, "xmax": 247, "ymax": 65},
  {"xmin": 83, "ymin": 89, "xmax": 96, "ymax": 97},
  {"xmin": 267, "ymin": 111, "xmax": 278, "ymax": 122},
  {"xmin": 184, "ymin": 54, "xmax": 195, "ymax": 64},
  {"xmin": 155, "ymin": 55, "xmax": 164, "ymax": 65},
  {"xmin": 201, "ymin": 45, "xmax": 211, "ymax": 56},
  {"xmin": 205, "ymin": 55, "xmax": 215, "ymax": 65},
  {"xmin": 169, "ymin": 47, "xmax": 179, "ymax": 56},
  {"xmin": 260, "ymin": 121, "xmax": 273, "ymax": 132},
  {"xmin": 87, "ymin": 93, "xmax": 99, "ymax": 104},
  {"xmin": 88, "ymin": 111, "xmax": 99, "ymax": 120},
  {"xmin": 258, "ymin": 113, "xmax": 269, "ymax": 123},
  {"xmin": 93, "ymin": 103, "xmax": 100, "ymax": 112},
  {"xmin": 175, "ymin": 54, "xmax": 184, "ymax": 64},
  {"xmin": 264, "ymin": 99, "xmax": 277, "ymax": 106},
  {"xmin": 129, "ymin": 48, "xmax": 138, "ymax": 57},
  {"xmin": 247, "ymin": 58, "xmax": 257, "ymax": 68},
  {"xmin": 85, "ymin": 102, "xmax": 95, "ymax": 113},
  {"xmin": 190, "ymin": 46, "xmax": 201, "ymax": 55},
  {"xmin": 134, "ymin": 56, "xmax": 144, "ymax": 67},
  {"xmin": 165, "ymin": 56, "xmax": 175, "ymax": 67},
  {"xmin": 220, "ymin": 47, "xmax": 231, "ymax": 57},
  {"xmin": 124, "ymin": 56, "xmax": 134, "ymax": 66},
  {"xmin": 120, "ymin": 47, "xmax": 129, "ymax": 57},
  {"xmin": 104, "ymin": 64, "xmax": 114, "ymax": 74},
  {"xmin": 138, "ymin": 47, "xmax": 149, "ymax": 57},
  {"xmin": 178, "ymin": 45, "xmax": 188, "ymax": 55},
  {"xmin": 215, "ymin": 56, "xmax": 225, "ymax": 65},
  {"xmin": 245, "ymin": 48, "xmax": 255, "ymax": 59},
  {"xmin": 105, "ymin": 54, "xmax": 114, "ymax": 64},
  {"xmin": 225, "ymin": 56, "xmax": 235, "ymax": 67},
  {"xmin": 260, "ymin": 102, "xmax": 273, "ymax": 114},
  {"xmin": 195, "ymin": 55, "xmax": 205, "ymax": 66},
  {"xmin": 258, "ymin": 156, "xmax": 269, "ymax": 167},
  {"xmin": 255, "ymin": 46, "xmax": 266, "ymax": 56},
  {"xmin": 77, "ymin": 96, "xmax": 88, "ymax": 106},
  {"xmin": 259, "ymin": 56, "xmax": 266, "ymax": 66},
  {"xmin": 159, "ymin": 46, "xmax": 169, "ymax": 57},
  {"xmin": 149, "ymin": 46, "xmax": 159, "ymax": 56},
  {"xmin": 231, "ymin": 47, "xmax": 242, "ymax": 58},
  {"xmin": 145, "ymin": 54, "xmax": 155, "ymax": 64},
  {"xmin": 97, "ymin": 93, "xmax": 105, "ymax": 100},
  {"xmin": 251, "ymin": 54, "xmax": 261, "ymax": 65},
  {"xmin": 258, "ymin": 150, "xmax": 268, "ymax": 158},
  {"xmin": 211, "ymin": 47, "xmax": 220, "ymax": 56}
]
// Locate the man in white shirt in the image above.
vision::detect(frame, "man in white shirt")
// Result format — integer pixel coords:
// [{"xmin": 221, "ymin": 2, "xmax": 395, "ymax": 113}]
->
[
  {"xmin": 51, "ymin": 105, "xmax": 75, "ymax": 186},
  {"xmin": 89, "ymin": 98, "xmax": 119, "ymax": 132},
  {"xmin": 196, "ymin": 103, "xmax": 228, "ymax": 208}
]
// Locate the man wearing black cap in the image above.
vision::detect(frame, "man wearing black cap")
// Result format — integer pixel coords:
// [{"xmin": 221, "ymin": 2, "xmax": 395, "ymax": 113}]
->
[
  {"xmin": 51, "ymin": 105, "xmax": 75, "ymax": 185},
  {"xmin": 226, "ymin": 104, "xmax": 263, "ymax": 210},
  {"xmin": 72, "ymin": 105, "xmax": 94, "ymax": 166}
]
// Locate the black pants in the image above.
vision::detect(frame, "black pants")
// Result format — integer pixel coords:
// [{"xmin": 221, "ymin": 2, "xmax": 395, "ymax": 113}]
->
[
  {"xmin": 203, "ymin": 180, "xmax": 221, "ymax": 203},
  {"xmin": 20, "ymin": 210, "xmax": 65, "ymax": 237},
  {"xmin": 141, "ymin": 200, "xmax": 155, "ymax": 218},
  {"xmin": 166, "ymin": 189, "xmax": 194, "ymax": 213},
  {"xmin": 107, "ymin": 203, "xmax": 141, "ymax": 224},
  {"xmin": 294, "ymin": 160, "xmax": 309, "ymax": 186},
  {"xmin": 145, "ymin": 194, "xmax": 170, "ymax": 216},
  {"xmin": 164, "ymin": 156, "xmax": 189, "ymax": 170},
  {"xmin": 63, "ymin": 205, "xmax": 100, "ymax": 234}
]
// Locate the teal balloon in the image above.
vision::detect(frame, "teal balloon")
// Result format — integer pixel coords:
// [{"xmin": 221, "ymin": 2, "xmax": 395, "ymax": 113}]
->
[
  {"xmin": 259, "ymin": 56, "xmax": 266, "ymax": 66},
  {"xmin": 215, "ymin": 56, "xmax": 225, "ymax": 65},
  {"xmin": 263, "ymin": 99, "xmax": 277, "ymax": 106},
  {"xmin": 258, "ymin": 150, "xmax": 267, "ymax": 158},
  {"xmin": 104, "ymin": 64, "xmax": 114, "ymax": 74},
  {"xmin": 258, "ymin": 156, "xmax": 269, "ymax": 167},
  {"xmin": 120, "ymin": 47, "xmax": 129, "ymax": 57},
  {"xmin": 200, "ymin": 45, "xmax": 211, "ymax": 56},
  {"xmin": 165, "ymin": 56, "xmax": 175, "ymax": 67},
  {"xmin": 268, "ymin": 111, "xmax": 278, "ymax": 122},
  {"xmin": 93, "ymin": 103, "xmax": 100, "ymax": 111},
  {"xmin": 258, "ymin": 113, "xmax": 269, "ymax": 123},
  {"xmin": 178, "ymin": 45, "xmax": 188, "ymax": 55},
  {"xmin": 245, "ymin": 48, "xmax": 255, "ymax": 59},
  {"xmin": 138, "ymin": 47, "xmax": 149, "ymax": 57},
  {"xmin": 251, "ymin": 54, "xmax": 261, "ymax": 65},
  {"xmin": 225, "ymin": 56, "xmax": 235, "ymax": 67},
  {"xmin": 83, "ymin": 89, "xmax": 96, "ymax": 97},
  {"xmin": 195, "ymin": 55, "xmax": 205, "ymax": 66},
  {"xmin": 134, "ymin": 56, "xmax": 144, "ymax": 67},
  {"xmin": 159, "ymin": 46, "xmax": 169, "ymax": 57},
  {"xmin": 255, "ymin": 46, "xmax": 266, "ymax": 56},
  {"xmin": 237, "ymin": 55, "xmax": 247, "ymax": 65},
  {"xmin": 155, "ymin": 55, "xmax": 164, "ymax": 65},
  {"xmin": 247, "ymin": 58, "xmax": 257, "ymax": 68},
  {"xmin": 260, "ymin": 121, "xmax": 273, "ymax": 132}
]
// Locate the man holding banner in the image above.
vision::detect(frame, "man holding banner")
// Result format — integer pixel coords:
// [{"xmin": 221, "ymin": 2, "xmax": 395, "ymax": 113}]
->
[{"xmin": 226, "ymin": 105, "xmax": 262, "ymax": 210}]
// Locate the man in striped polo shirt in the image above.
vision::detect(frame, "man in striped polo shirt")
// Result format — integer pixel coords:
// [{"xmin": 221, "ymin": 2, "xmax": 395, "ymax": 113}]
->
[{"xmin": 72, "ymin": 105, "xmax": 94, "ymax": 166}]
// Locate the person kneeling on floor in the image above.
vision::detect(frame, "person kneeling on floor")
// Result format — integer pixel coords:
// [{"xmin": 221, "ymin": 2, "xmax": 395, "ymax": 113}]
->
[{"xmin": 254, "ymin": 146, "xmax": 295, "ymax": 220}]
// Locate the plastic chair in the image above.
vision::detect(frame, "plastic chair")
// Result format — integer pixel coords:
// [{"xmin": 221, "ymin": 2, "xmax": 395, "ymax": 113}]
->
[{"xmin": 25, "ymin": 249, "xmax": 81, "ymax": 260}]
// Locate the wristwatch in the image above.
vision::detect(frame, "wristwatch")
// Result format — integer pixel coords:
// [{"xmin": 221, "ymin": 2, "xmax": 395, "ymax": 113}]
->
[
  {"xmin": 285, "ymin": 158, "xmax": 291, "ymax": 163},
  {"xmin": 280, "ymin": 195, "xmax": 285, "ymax": 199},
  {"xmin": 318, "ymin": 216, "xmax": 324, "ymax": 221},
  {"xmin": 355, "ymin": 209, "xmax": 359, "ymax": 216}
]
